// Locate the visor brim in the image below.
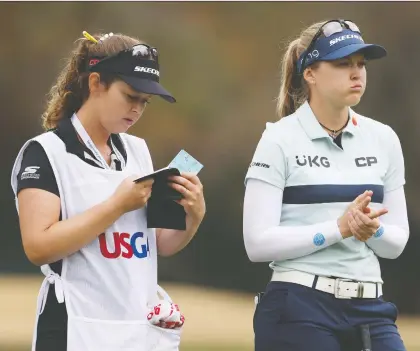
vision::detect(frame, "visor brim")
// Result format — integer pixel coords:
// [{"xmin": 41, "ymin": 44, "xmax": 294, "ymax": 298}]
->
[
  {"xmin": 118, "ymin": 75, "xmax": 176, "ymax": 103},
  {"xmin": 321, "ymin": 43, "xmax": 387, "ymax": 61}
]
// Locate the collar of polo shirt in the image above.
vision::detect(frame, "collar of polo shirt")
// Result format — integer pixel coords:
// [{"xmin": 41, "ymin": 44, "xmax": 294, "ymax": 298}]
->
[
  {"xmin": 54, "ymin": 117, "xmax": 126, "ymax": 162},
  {"xmin": 296, "ymin": 102, "xmax": 358, "ymax": 140}
]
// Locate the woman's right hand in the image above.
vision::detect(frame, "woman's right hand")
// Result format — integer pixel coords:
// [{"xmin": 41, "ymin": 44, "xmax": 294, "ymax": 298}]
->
[
  {"xmin": 338, "ymin": 190, "xmax": 387, "ymax": 239},
  {"xmin": 111, "ymin": 176, "xmax": 154, "ymax": 214}
]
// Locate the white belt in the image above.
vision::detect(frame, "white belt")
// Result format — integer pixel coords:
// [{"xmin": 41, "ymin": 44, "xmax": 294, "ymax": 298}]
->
[{"xmin": 271, "ymin": 271, "xmax": 382, "ymax": 299}]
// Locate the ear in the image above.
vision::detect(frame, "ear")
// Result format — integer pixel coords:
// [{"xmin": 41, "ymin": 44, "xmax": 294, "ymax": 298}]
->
[
  {"xmin": 303, "ymin": 67, "xmax": 316, "ymax": 86},
  {"xmin": 88, "ymin": 73, "xmax": 105, "ymax": 95}
]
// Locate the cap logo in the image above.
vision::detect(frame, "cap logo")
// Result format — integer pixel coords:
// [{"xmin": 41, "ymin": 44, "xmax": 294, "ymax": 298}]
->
[
  {"xmin": 89, "ymin": 59, "xmax": 100, "ymax": 66},
  {"xmin": 134, "ymin": 66, "xmax": 160, "ymax": 76},
  {"xmin": 330, "ymin": 34, "xmax": 363, "ymax": 46}
]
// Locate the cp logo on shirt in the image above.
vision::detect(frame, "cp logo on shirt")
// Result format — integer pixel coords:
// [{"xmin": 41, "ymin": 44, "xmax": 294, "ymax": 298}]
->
[{"xmin": 99, "ymin": 232, "xmax": 150, "ymax": 259}]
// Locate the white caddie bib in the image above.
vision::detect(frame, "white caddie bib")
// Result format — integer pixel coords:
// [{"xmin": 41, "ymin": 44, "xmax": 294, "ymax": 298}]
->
[{"xmin": 11, "ymin": 131, "xmax": 182, "ymax": 351}]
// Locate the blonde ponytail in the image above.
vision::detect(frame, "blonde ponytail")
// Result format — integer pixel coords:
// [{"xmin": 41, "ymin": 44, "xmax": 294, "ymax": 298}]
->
[{"xmin": 276, "ymin": 21, "xmax": 325, "ymax": 119}]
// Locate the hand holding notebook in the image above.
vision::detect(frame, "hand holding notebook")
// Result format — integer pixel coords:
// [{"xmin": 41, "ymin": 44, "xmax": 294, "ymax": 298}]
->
[{"xmin": 134, "ymin": 150, "xmax": 203, "ymax": 230}]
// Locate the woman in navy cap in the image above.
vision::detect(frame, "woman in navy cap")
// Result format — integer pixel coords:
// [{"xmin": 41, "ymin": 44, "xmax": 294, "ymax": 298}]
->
[
  {"xmin": 244, "ymin": 20, "xmax": 408, "ymax": 350},
  {"xmin": 11, "ymin": 31, "xmax": 205, "ymax": 351}
]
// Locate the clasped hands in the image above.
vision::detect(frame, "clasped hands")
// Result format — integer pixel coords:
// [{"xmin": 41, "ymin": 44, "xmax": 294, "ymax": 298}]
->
[{"xmin": 338, "ymin": 190, "xmax": 387, "ymax": 242}]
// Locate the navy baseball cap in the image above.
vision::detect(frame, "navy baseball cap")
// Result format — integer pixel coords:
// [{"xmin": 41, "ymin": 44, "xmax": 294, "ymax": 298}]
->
[
  {"xmin": 88, "ymin": 44, "xmax": 176, "ymax": 103},
  {"xmin": 297, "ymin": 29, "xmax": 387, "ymax": 73}
]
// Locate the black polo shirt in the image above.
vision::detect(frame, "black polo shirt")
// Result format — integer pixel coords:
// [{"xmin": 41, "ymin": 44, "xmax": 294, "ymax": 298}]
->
[
  {"xmin": 16, "ymin": 117, "xmax": 127, "ymax": 351},
  {"xmin": 17, "ymin": 117, "xmax": 127, "ymax": 199}
]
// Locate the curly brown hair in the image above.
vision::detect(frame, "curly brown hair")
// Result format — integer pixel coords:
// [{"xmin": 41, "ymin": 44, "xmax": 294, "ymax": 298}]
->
[{"xmin": 41, "ymin": 32, "xmax": 143, "ymax": 130}]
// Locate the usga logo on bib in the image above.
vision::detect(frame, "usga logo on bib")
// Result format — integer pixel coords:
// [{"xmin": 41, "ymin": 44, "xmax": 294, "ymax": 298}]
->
[
  {"xmin": 99, "ymin": 232, "xmax": 150, "ymax": 259},
  {"xmin": 134, "ymin": 66, "xmax": 160, "ymax": 76}
]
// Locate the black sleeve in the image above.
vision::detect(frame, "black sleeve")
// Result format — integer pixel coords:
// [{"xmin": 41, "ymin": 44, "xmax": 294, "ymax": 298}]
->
[{"xmin": 16, "ymin": 141, "xmax": 60, "ymax": 197}]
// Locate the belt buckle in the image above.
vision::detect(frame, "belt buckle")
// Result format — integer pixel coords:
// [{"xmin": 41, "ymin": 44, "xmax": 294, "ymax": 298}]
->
[
  {"xmin": 356, "ymin": 281, "xmax": 365, "ymax": 298},
  {"xmin": 334, "ymin": 278, "xmax": 352, "ymax": 299}
]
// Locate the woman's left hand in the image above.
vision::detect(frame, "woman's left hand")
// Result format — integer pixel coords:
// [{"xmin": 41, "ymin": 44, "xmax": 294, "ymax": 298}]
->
[
  {"xmin": 348, "ymin": 207, "xmax": 387, "ymax": 242},
  {"xmin": 168, "ymin": 172, "xmax": 206, "ymax": 225}
]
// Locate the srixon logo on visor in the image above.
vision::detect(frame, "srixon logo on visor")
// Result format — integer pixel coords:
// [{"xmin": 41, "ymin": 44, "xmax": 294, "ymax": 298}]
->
[
  {"xmin": 134, "ymin": 66, "xmax": 160, "ymax": 76},
  {"xmin": 99, "ymin": 232, "xmax": 150, "ymax": 259}
]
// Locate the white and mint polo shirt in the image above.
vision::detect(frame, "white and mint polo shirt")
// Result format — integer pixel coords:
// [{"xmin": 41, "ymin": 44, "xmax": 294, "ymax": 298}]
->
[{"xmin": 245, "ymin": 101, "xmax": 405, "ymax": 282}]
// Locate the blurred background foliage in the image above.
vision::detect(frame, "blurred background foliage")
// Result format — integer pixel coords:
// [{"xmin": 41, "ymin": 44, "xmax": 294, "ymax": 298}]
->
[{"xmin": 1, "ymin": 2, "xmax": 420, "ymax": 315}]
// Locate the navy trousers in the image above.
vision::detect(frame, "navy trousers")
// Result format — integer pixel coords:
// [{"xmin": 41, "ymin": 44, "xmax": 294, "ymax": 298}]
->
[{"xmin": 254, "ymin": 281, "xmax": 406, "ymax": 351}]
